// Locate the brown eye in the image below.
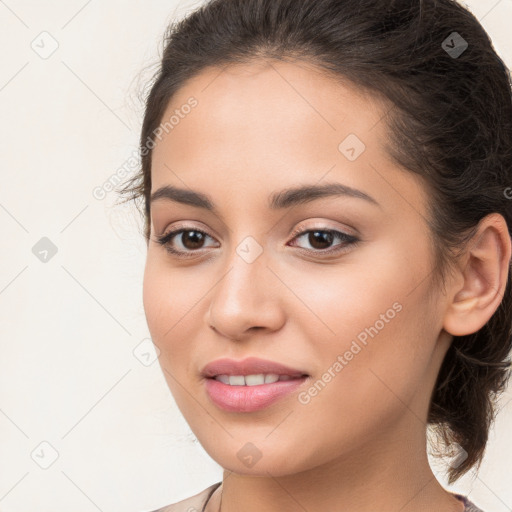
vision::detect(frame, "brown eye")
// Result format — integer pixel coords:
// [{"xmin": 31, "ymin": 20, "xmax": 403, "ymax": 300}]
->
[
  {"xmin": 288, "ymin": 228, "xmax": 359, "ymax": 255},
  {"xmin": 179, "ymin": 230, "xmax": 207, "ymax": 250},
  {"xmin": 156, "ymin": 227, "xmax": 218, "ymax": 257},
  {"xmin": 305, "ymin": 230, "xmax": 334, "ymax": 250}
]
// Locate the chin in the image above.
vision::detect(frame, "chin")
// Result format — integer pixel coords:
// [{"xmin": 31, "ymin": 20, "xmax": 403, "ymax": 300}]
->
[{"xmin": 197, "ymin": 438, "xmax": 314, "ymax": 477}]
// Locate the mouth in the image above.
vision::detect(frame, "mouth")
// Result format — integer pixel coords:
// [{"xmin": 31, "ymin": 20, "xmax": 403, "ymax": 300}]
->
[
  {"xmin": 210, "ymin": 373, "xmax": 308, "ymax": 386},
  {"xmin": 201, "ymin": 356, "xmax": 308, "ymax": 380},
  {"xmin": 201, "ymin": 357, "xmax": 310, "ymax": 412}
]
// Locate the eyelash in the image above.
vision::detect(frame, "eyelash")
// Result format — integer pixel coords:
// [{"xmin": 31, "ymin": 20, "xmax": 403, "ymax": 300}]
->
[{"xmin": 155, "ymin": 224, "xmax": 359, "ymax": 259}]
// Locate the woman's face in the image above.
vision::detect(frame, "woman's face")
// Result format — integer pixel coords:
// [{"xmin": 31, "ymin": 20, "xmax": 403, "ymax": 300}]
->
[{"xmin": 144, "ymin": 59, "xmax": 454, "ymax": 476}]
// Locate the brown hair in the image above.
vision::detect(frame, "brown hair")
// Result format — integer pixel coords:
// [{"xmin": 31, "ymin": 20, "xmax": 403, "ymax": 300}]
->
[{"xmin": 118, "ymin": 0, "xmax": 512, "ymax": 483}]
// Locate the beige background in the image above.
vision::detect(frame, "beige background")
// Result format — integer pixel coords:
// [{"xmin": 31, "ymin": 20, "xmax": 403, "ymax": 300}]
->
[{"xmin": 0, "ymin": 1, "xmax": 511, "ymax": 511}]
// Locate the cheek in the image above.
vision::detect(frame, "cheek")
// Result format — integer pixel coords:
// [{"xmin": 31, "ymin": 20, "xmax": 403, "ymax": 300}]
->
[
  {"xmin": 142, "ymin": 257, "xmax": 168, "ymax": 337},
  {"xmin": 289, "ymin": 303, "xmax": 435, "ymax": 466},
  {"xmin": 142, "ymin": 256, "xmax": 189, "ymax": 360},
  {"xmin": 292, "ymin": 244, "xmax": 436, "ymax": 403},
  {"xmin": 283, "ymin": 250, "xmax": 411, "ymax": 348},
  {"xmin": 142, "ymin": 254, "xmax": 213, "ymax": 383},
  {"xmin": 143, "ymin": 254, "xmax": 196, "ymax": 337},
  {"xmin": 142, "ymin": 259, "xmax": 195, "ymax": 406}
]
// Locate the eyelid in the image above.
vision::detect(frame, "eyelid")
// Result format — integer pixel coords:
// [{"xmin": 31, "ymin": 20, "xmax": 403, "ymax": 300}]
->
[
  {"xmin": 288, "ymin": 220, "xmax": 357, "ymax": 239},
  {"xmin": 157, "ymin": 220, "xmax": 214, "ymax": 238}
]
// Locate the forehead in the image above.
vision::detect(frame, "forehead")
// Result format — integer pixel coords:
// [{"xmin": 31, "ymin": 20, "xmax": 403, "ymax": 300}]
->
[
  {"xmin": 155, "ymin": 59, "xmax": 388, "ymax": 157},
  {"xmin": 150, "ymin": 59, "xmax": 428, "ymax": 219}
]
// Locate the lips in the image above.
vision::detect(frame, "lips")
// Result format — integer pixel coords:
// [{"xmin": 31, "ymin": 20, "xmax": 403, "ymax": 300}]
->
[
  {"xmin": 201, "ymin": 357, "xmax": 310, "ymax": 412},
  {"xmin": 201, "ymin": 356, "xmax": 308, "ymax": 379}
]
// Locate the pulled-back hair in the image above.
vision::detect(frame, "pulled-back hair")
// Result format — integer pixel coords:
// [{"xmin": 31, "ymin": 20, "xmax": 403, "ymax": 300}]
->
[{"xmin": 118, "ymin": 0, "xmax": 512, "ymax": 484}]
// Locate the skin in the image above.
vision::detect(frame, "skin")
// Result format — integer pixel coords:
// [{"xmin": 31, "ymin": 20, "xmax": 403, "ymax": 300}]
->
[{"xmin": 143, "ymin": 59, "xmax": 511, "ymax": 512}]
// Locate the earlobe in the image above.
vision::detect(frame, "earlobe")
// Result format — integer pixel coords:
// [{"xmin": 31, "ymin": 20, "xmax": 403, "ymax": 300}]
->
[{"xmin": 443, "ymin": 213, "xmax": 512, "ymax": 337}]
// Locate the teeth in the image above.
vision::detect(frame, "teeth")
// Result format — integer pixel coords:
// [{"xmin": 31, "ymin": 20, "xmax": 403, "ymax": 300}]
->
[
  {"xmin": 216, "ymin": 374, "xmax": 230, "ymax": 384},
  {"xmin": 229, "ymin": 375, "xmax": 246, "ymax": 386},
  {"xmin": 242, "ymin": 374, "xmax": 263, "ymax": 386},
  {"xmin": 214, "ymin": 373, "xmax": 288, "ymax": 386}
]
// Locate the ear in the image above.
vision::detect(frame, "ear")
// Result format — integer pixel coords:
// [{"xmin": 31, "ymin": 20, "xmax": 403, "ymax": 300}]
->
[{"xmin": 443, "ymin": 213, "xmax": 512, "ymax": 337}]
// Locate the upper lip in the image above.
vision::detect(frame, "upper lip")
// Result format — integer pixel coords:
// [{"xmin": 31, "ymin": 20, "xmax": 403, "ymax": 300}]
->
[{"xmin": 201, "ymin": 357, "xmax": 308, "ymax": 378}]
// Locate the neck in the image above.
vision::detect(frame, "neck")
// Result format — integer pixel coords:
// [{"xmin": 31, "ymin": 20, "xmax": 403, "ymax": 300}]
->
[{"xmin": 212, "ymin": 419, "xmax": 464, "ymax": 512}]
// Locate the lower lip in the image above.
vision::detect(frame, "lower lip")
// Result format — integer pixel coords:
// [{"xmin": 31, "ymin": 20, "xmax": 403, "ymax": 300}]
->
[{"xmin": 204, "ymin": 377, "xmax": 308, "ymax": 412}]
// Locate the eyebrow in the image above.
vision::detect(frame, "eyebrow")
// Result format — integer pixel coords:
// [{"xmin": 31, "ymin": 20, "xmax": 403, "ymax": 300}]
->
[{"xmin": 150, "ymin": 182, "xmax": 380, "ymax": 212}]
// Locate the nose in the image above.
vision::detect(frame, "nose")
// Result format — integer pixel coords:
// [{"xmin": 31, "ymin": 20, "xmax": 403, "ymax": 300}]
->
[{"xmin": 204, "ymin": 246, "xmax": 285, "ymax": 341}]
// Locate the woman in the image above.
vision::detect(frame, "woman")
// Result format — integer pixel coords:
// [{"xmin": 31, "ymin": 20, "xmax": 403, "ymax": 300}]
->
[{"xmin": 119, "ymin": 0, "xmax": 512, "ymax": 510}]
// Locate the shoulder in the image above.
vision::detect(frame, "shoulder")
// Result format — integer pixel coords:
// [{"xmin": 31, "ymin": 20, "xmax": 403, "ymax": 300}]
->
[
  {"xmin": 148, "ymin": 482, "xmax": 222, "ymax": 512},
  {"xmin": 453, "ymin": 493, "xmax": 485, "ymax": 512}
]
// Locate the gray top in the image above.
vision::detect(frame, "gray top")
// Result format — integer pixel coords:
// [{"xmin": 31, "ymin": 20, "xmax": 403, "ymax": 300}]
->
[
  {"xmin": 150, "ymin": 482, "xmax": 485, "ymax": 512},
  {"xmin": 453, "ymin": 493, "xmax": 485, "ymax": 512}
]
